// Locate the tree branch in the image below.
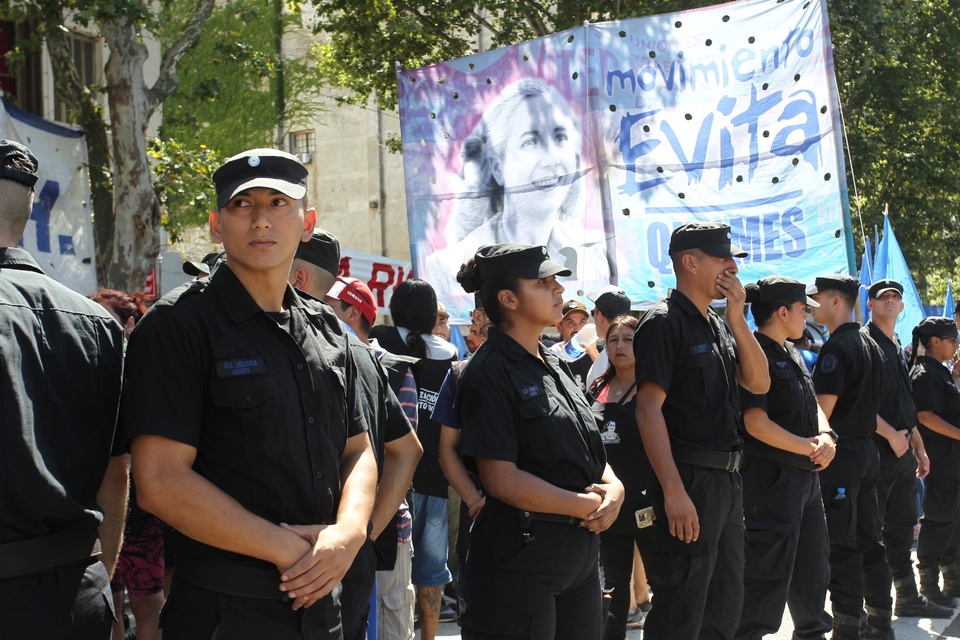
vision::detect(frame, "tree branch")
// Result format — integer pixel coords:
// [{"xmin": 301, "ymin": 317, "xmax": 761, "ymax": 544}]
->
[{"xmin": 146, "ymin": 0, "xmax": 216, "ymax": 114}]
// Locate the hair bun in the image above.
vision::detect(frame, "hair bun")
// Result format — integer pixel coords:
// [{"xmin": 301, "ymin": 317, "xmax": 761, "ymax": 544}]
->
[
  {"xmin": 744, "ymin": 282, "xmax": 761, "ymax": 304},
  {"xmin": 456, "ymin": 260, "xmax": 482, "ymax": 294}
]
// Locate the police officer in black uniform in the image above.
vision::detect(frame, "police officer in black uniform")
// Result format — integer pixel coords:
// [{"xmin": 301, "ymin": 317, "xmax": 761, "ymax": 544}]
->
[
  {"xmin": 454, "ymin": 243, "xmax": 624, "ymax": 640},
  {"xmin": 864, "ymin": 280, "xmax": 951, "ymax": 617},
  {"xmin": 807, "ymin": 274, "xmax": 892, "ymax": 640},
  {"xmin": 634, "ymin": 223, "xmax": 769, "ymax": 640},
  {"xmin": 0, "ymin": 140, "xmax": 127, "ymax": 637},
  {"xmin": 908, "ymin": 317, "xmax": 960, "ymax": 608},
  {"xmin": 736, "ymin": 277, "xmax": 834, "ymax": 640},
  {"xmin": 122, "ymin": 148, "xmax": 378, "ymax": 639}
]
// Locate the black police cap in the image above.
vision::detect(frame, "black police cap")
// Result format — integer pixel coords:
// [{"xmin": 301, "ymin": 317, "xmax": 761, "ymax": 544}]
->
[
  {"xmin": 475, "ymin": 243, "xmax": 571, "ymax": 281},
  {"xmin": 213, "ymin": 148, "xmax": 308, "ymax": 210},
  {"xmin": 296, "ymin": 229, "xmax": 341, "ymax": 276},
  {"xmin": 0, "ymin": 139, "xmax": 39, "ymax": 188},
  {"xmin": 668, "ymin": 222, "xmax": 747, "ymax": 258},
  {"xmin": 748, "ymin": 276, "xmax": 819, "ymax": 307},
  {"xmin": 868, "ymin": 279, "xmax": 903, "ymax": 299},
  {"xmin": 806, "ymin": 274, "xmax": 860, "ymax": 299},
  {"xmin": 914, "ymin": 316, "xmax": 958, "ymax": 340}
]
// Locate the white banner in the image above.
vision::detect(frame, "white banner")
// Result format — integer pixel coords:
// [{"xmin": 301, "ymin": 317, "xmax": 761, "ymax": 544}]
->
[
  {"xmin": 336, "ymin": 249, "xmax": 413, "ymax": 316},
  {"xmin": 0, "ymin": 99, "xmax": 97, "ymax": 295}
]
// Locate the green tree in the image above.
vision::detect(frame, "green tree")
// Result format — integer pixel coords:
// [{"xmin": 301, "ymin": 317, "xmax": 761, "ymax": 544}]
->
[
  {"xmin": 154, "ymin": 0, "xmax": 326, "ymax": 238},
  {"xmin": 307, "ymin": 0, "xmax": 960, "ymax": 296},
  {"xmin": 0, "ymin": 0, "xmax": 216, "ymax": 291}
]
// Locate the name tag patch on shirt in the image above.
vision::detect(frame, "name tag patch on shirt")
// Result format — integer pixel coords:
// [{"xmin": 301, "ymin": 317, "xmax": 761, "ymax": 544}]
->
[
  {"xmin": 519, "ymin": 385, "xmax": 545, "ymax": 400},
  {"xmin": 217, "ymin": 357, "xmax": 267, "ymax": 378},
  {"xmin": 775, "ymin": 360, "xmax": 789, "ymax": 369},
  {"xmin": 689, "ymin": 343, "xmax": 711, "ymax": 356}
]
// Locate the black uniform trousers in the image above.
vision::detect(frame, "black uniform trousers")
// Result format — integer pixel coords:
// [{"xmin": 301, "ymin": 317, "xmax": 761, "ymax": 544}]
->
[
  {"xmin": 818, "ymin": 437, "xmax": 893, "ymax": 616},
  {"xmin": 0, "ymin": 558, "xmax": 115, "ymax": 639},
  {"xmin": 598, "ymin": 527, "xmax": 655, "ymax": 640},
  {"xmin": 643, "ymin": 465, "xmax": 744, "ymax": 640},
  {"xmin": 876, "ymin": 444, "xmax": 919, "ymax": 581},
  {"xmin": 735, "ymin": 457, "xmax": 831, "ymax": 640},
  {"xmin": 916, "ymin": 479, "xmax": 960, "ymax": 573},
  {"xmin": 461, "ymin": 507, "xmax": 602, "ymax": 640},
  {"xmin": 339, "ymin": 539, "xmax": 376, "ymax": 640},
  {"xmin": 160, "ymin": 575, "xmax": 343, "ymax": 640}
]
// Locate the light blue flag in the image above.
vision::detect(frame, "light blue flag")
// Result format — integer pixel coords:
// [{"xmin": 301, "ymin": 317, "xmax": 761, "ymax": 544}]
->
[
  {"xmin": 857, "ymin": 236, "xmax": 874, "ymax": 323},
  {"xmin": 873, "ymin": 214, "xmax": 926, "ymax": 344},
  {"xmin": 946, "ymin": 282, "xmax": 954, "ymax": 318}
]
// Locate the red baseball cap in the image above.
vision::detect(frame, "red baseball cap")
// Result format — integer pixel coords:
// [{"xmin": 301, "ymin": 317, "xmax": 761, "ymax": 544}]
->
[{"xmin": 329, "ymin": 277, "xmax": 378, "ymax": 325}]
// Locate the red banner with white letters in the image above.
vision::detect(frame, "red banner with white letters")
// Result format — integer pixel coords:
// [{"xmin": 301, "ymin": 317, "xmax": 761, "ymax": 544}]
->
[{"xmin": 336, "ymin": 249, "xmax": 413, "ymax": 316}]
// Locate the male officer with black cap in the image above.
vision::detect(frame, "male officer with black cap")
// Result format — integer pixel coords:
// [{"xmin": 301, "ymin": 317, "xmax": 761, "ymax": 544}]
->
[
  {"xmin": 0, "ymin": 141, "xmax": 127, "ymax": 637},
  {"xmin": 634, "ymin": 222, "xmax": 769, "ymax": 640},
  {"xmin": 808, "ymin": 274, "xmax": 893, "ymax": 639},
  {"xmin": 122, "ymin": 148, "xmax": 377, "ymax": 639},
  {"xmin": 290, "ymin": 229, "xmax": 423, "ymax": 640},
  {"xmin": 864, "ymin": 279, "xmax": 949, "ymax": 618}
]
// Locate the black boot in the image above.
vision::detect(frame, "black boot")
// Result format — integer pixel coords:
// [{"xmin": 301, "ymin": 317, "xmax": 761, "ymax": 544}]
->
[
  {"xmin": 862, "ymin": 606, "xmax": 896, "ymax": 640},
  {"xmin": 894, "ymin": 575, "xmax": 954, "ymax": 617},
  {"xmin": 919, "ymin": 566, "xmax": 960, "ymax": 608},
  {"xmin": 942, "ymin": 561, "xmax": 960, "ymax": 598},
  {"xmin": 832, "ymin": 611, "xmax": 861, "ymax": 640}
]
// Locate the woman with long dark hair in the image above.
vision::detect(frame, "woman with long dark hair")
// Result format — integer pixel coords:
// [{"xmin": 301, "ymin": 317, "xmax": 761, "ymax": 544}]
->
[
  {"xmin": 586, "ymin": 315, "xmax": 654, "ymax": 640},
  {"xmin": 454, "ymin": 243, "xmax": 623, "ymax": 640},
  {"xmin": 909, "ymin": 317, "xmax": 960, "ymax": 607}
]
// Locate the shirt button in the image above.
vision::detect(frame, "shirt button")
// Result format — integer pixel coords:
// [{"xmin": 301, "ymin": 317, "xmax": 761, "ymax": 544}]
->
[
  {"xmin": 244, "ymin": 394, "xmax": 252, "ymax": 402},
  {"xmin": 315, "ymin": 471, "xmax": 323, "ymax": 479},
  {"xmin": 297, "ymin": 363, "xmax": 304, "ymax": 370},
  {"xmin": 308, "ymin": 416, "xmax": 315, "ymax": 424},
  {"xmin": 542, "ymin": 408, "xmax": 548, "ymax": 414}
]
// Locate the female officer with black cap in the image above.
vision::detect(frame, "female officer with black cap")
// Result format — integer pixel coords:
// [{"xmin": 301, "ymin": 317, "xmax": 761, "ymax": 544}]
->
[
  {"xmin": 909, "ymin": 317, "xmax": 960, "ymax": 608},
  {"xmin": 453, "ymin": 243, "xmax": 623, "ymax": 640},
  {"xmin": 736, "ymin": 276, "xmax": 835, "ymax": 640}
]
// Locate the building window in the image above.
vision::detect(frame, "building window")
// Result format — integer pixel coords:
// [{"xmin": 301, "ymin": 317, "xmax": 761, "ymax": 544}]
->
[
  {"xmin": 289, "ymin": 130, "xmax": 315, "ymax": 163},
  {"xmin": 54, "ymin": 32, "xmax": 99, "ymax": 123}
]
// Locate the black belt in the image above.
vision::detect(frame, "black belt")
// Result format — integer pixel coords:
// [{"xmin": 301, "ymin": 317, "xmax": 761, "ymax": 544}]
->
[
  {"xmin": 486, "ymin": 497, "xmax": 580, "ymax": 526},
  {"xmin": 744, "ymin": 441, "xmax": 816, "ymax": 471},
  {"xmin": 0, "ymin": 530, "xmax": 101, "ymax": 580},
  {"xmin": 673, "ymin": 447, "xmax": 743, "ymax": 472},
  {"xmin": 177, "ymin": 559, "xmax": 289, "ymax": 601}
]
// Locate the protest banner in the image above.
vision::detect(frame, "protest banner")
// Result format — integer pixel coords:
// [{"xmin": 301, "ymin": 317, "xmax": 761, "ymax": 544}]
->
[
  {"xmin": 0, "ymin": 99, "xmax": 98, "ymax": 295},
  {"xmin": 398, "ymin": 0, "xmax": 855, "ymax": 321}
]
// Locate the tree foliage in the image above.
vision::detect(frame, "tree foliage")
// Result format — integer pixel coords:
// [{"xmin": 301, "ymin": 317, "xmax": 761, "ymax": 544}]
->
[
  {"xmin": 154, "ymin": 0, "xmax": 327, "ymax": 237},
  {"xmin": 307, "ymin": 0, "xmax": 960, "ymax": 298}
]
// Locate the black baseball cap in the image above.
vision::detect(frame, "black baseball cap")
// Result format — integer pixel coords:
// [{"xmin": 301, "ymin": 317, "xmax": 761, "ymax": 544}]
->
[
  {"xmin": 213, "ymin": 148, "xmax": 308, "ymax": 210},
  {"xmin": 593, "ymin": 290, "xmax": 631, "ymax": 319},
  {"xmin": 0, "ymin": 139, "xmax": 39, "ymax": 188},
  {"xmin": 806, "ymin": 274, "xmax": 861, "ymax": 298},
  {"xmin": 182, "ymin": 252, "xmax": 221, "ymax": 277},
  {"xmin": 915, "ymin": 316, "xmax": 958, "ymax": 340},
  {"xmin": 295, "ymin": 229, "xmax": 341, "ymax": 275},
  {"xmin": 668, "ymin": 222, "xmax": 747, "ymax": 258},
  {"xmin": 475, "ymin": 243, "xmax": 571, "ymax": 281},
  {"xmin": 749, "ymin": 276, "xmax": 819, "ymax": 307},
  {"xmin": 868, "ymin": 279, "xmax": 904, "ymax": 299}
]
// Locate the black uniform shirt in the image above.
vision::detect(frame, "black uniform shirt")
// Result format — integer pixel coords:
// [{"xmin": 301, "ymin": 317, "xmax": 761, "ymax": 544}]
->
[
  {"xmin": 0, "ymin": 248, "xmax": 124, "ymax": 543},
  {"xmin": 633, "ymin": 289, "xmax": 743, "ymax": 451},
  {"xmin": 865, "ymin": 322, "xmax": 917, "ymax": 440},
  {"xmin": 910, "ymin": 355, "xmax": 960, "ymax": 481},
  {"xmin": 120, "ymin": 265, "xmax": 367, "ymax": 569},
  {"xmin": 457, "ymin": 328, "xmax": 606, "ymax": 493},
  {"xmin": 740, "ymin": 333, "xmax": 818, "ymax": 469},
  {"xmin": 812, "ymin": 322, "xmax": 885, "ymax": 438}
]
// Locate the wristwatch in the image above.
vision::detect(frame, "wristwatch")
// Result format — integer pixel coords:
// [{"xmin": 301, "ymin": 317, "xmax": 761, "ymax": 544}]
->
[{"xmin": 822, "ymin": 429, "xmax": 839, "ymax": 443}]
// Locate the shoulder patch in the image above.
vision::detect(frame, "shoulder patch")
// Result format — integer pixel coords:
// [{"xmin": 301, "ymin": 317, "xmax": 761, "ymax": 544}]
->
[{"xmin": 819, "ymin": 353, "xmax": 839, "ymax": 374}]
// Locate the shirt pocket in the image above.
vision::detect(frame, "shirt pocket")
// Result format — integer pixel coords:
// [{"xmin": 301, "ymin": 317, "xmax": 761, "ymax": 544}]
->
[
  {"xmin": 515, "ymin": 394, "xmax": 562, "ymax": 466},
  {"xmin": 209, "ymin": 375, "xmax": 282, "ymax": 456}
]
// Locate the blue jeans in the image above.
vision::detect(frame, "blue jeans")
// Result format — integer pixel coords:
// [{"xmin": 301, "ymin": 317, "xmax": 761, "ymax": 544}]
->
[{"xmin": 411, "ymin": 493, "xmax": 452, "ymax": 587}]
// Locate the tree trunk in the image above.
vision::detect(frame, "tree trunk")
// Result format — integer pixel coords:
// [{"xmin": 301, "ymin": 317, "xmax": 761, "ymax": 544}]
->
[{"xmin": 100, "ymin": 16, "xmax": 159, "ymax": 291}]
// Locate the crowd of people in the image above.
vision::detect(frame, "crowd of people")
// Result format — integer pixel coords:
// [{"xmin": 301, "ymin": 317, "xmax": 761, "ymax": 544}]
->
[{"xmin": 4, "ymin": 140, "xmax": 960, "ymax": 640}]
